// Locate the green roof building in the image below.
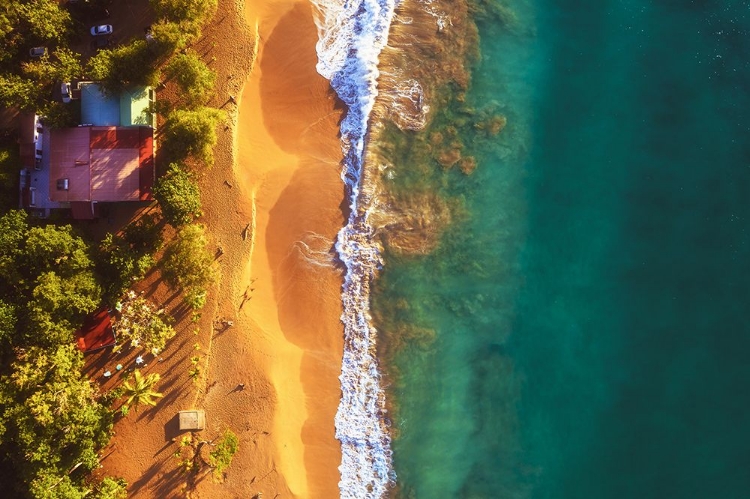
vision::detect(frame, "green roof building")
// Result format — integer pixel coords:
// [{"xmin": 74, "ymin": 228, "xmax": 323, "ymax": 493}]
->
[
  {"xmin": 80, "ymin": 83, "xmax": 155, "ymax": 128},
  {"xmin": 119, "ymin": 86, "xmax": 155, "ymax": 127}
]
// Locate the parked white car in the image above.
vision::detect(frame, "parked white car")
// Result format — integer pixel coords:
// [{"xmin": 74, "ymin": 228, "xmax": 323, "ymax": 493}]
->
[
  {"xmin": 61, "ymin": 82, "xmax": 71, "ymax": 103},
  {"xmin": 90, "ymin": 24, "xmax": 113, "ymax": 36}
]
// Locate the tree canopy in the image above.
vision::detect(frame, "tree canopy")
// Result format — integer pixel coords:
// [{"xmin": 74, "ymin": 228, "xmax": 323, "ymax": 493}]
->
[
  {"xmin": 162, "ymin": 107, "xmax": 224, "ymax": 165},
  {"xmin": 0, "ymin": 212, "xmax": 102, "ymax": 347},
  {"xmin": 21, "ymin": 47, "xmax": 81, "ymax": 84},
  {"xmin": 0, "ymin": 344, "xmax": 112, "ymax": 497},
  {"xmin": 114, "ymin": 292, "xmax": 175, "ymax": 355},
  {"xmin": 164, "ymin": 51, "xmax": 216, "ymax": 107},
  {"xmin": 161, "ymin": 224, "xmax": 215, "ymax": 309},
  {"xmin": 87, "ymin": 40, "xmax": 160, "ymax": 94},
  {"xmin": 121, "ymin": 369, "xmax": 163, "ymax": 412},
  {"xmin": 0, "ymin": 1, "xmax": 77, "ymax": 110},
  {"xmin": 97, "ymin": 214, "xmax": 162, "ymax": 303},
  {"xmin": 148, "ymin": 19, "xmax": 200, "ymax": 57},
  {"xmin": 0, "ymin": 211, "xmax": 133, "ymax": 496},
  {"xmin": 150, "ymin": 0, "xmax": 218, "ymax": 25},
  {"xmin": 153, "ymin": 163, "xmax": 202, "ymax": 227},
  {"xmin": 0, "ymin": 0, "xmax": 71, "ymax": 63}
]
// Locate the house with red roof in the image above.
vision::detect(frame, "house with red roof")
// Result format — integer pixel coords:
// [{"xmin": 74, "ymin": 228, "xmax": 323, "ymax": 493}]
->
[{"xmin": 20, "ymin": 83, "xmax": 155, "ymax": 219}]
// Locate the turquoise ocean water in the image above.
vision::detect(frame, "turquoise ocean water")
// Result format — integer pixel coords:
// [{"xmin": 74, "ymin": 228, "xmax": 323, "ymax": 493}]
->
[{"xmin": 375, "ymin": 1, "xmax": 750, "ymax": 497}]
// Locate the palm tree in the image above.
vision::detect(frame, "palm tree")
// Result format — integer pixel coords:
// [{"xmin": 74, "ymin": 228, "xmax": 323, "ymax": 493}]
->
[{"xmin": 121, "ymin": 369, "xmax": 163, "ymax": 412}]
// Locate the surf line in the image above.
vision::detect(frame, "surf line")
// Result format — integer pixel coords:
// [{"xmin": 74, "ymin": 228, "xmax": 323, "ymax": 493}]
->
[{"xmin": 310, "ymin": 0, "xmax": 399, "ymax": 497}]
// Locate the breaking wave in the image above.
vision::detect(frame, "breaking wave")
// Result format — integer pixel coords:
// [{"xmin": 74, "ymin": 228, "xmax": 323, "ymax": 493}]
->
[{"xmin": 309, "ymin": 0, "xmax": 398, "ymax": 497}]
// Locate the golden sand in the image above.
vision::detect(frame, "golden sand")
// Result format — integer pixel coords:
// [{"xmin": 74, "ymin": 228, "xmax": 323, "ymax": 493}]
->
[{"xmin": 237, "ymin": 1, "xmax": 345, "ymax": 497}]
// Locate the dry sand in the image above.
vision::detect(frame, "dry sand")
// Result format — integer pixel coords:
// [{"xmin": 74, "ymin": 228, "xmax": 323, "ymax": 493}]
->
[{"xmin": 97, "ymin": 0, "xmax": 345, "ymax": 497}]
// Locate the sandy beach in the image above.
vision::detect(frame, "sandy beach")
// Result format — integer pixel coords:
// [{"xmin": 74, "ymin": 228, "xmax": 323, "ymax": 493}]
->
[
  {"xmin": 98, "ymin": 0, "xmax": 345, "ymax": 497},
  {"xmin": 232, "ymin": 0, "xmax": 345, "ymax": 496}
]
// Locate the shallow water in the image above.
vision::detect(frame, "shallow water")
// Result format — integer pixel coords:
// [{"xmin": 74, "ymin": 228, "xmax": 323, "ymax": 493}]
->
[{"xmin": 371, "ymin": 0, "xmax": 750, "ymax": 497}]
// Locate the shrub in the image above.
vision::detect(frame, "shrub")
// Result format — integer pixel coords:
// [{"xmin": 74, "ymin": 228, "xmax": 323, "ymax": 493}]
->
[
  {"xmin": 93, "ymin": 477, "xmax": 128, "ymax": 499},
  {"xmin": 162, "ymin": 107, "xmax": 224, "ymax": 165},
  {"xmin": 153, "ymin": 163, "xmax": 202, "ymax": 227},
  {"xmin": 114, "ymin": 292, "xmax": 175, "ymax": 354},
  {"xmin": 210, "ymin": 430, "xmax": 239, "ymax": 478},
  {"xmin": 161, "ymin": 224, "xmax": 216, "ymax": 310},
  {"xmin": 164, "ymin": 51, "xmax": 216, "ymax": 107}
]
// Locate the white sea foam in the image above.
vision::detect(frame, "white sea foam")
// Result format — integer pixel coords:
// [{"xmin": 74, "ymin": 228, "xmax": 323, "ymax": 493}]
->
[{"xmin": 309, "ymin": 0, "xmax": 399, "ymax": 497}]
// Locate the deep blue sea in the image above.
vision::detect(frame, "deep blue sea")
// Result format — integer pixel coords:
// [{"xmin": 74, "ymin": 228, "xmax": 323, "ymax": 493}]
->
[{"xmin": 375, "ymin": 0, "xmax": 750, "ymax": 497}]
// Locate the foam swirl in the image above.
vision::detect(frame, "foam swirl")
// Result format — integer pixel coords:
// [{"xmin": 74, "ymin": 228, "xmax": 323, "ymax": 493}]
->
[{"xmin": 309, "ymin": 0, "xmax": 398, "ymax": 497}]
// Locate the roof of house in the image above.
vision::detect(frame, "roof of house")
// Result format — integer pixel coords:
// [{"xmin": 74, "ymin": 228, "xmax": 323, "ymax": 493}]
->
[
  {"xmin": 80, "ymin": 83, "xmax": 155, "ymax": 127},
  {"xmin": 75, "ymin": 306, "xmax": 116, "ymax": 353},
  {"xmin": 48, "ymin": 126, "xmax": 154, "ymax": 203},
  {"xmin": 80, "ymin": 83, "xmax": 120, "ymax": 126},
  {"xmin": 119, "ymin": 86, "xmax": 154, "ymax": 127},
  {"xmin": 18, "ymin": 112, "xmax": 37, "ymax": 143}
]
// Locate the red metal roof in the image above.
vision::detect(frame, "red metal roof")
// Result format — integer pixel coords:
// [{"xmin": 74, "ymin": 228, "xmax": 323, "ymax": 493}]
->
[
  {"xmin": 48, "ymin": 126, "xmax": 155, "ymax": 203},
  {"xmin": 75, "ymin": 306, "xmax": 116, "ymax": 353}
]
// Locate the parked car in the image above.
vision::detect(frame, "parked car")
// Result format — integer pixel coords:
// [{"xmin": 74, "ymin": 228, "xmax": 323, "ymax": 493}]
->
[
  {"xmin": 91, "ymin": 36, "xmax": 112, "ymax": 50},
  {"xmin": 90, "ymin": 24, "xmax": 113, "ymax": 36},
  {"xmin": 29, "ymin": 47, "xmax": 47, "ymax": 57},
  {"xmin": 61, "ymin": 82, "xmax": 71, "ymax": 103}
]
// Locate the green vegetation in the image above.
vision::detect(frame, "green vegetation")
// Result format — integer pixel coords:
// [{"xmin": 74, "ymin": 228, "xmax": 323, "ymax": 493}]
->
[
  {"xmin": 121, "ymin": 369, "xmax": 163, "ymax": 412},
  {"xmin": 10, "ymin": 0, "xmax": 71, "ymax": 43},
  {"xmin": 162, "ymin": 224, "xmax": 216, "ymax": 310},
  {"xmin": 0, "ymin": 210, "xmax": 132, "ymax": 497},
  {"xmin": 93, "ymin": 477, "xmax": 128, "ymax": 499},
  {"xmin": 0, "ymin": 1, "xmax": 71, "ymax": 62},
  {"xmin": 162, "ymin": 107, "xmax": 225, "ymax": 165},
  {"xmin": 0, "ymin": 343, "xmax": 114, "ymax": 497},
  {"xmin": 21, "ymin": 47, "xmax": 81, "ymax": 85},
  {"xmin": 0, "ymin": 211, "xmax": 101, "ymax": 347},
  {"xmin": 148, "ymin": 20, "xmax": 201, "ymax": 63},
  {"xmin": 151, "ymin": 0, "xmax": 218, "ymax": 26},
  {"xmin": 164, "ymin": 51, "xmax": 217, "ymax": 107},
  {"xmin": 39, "ymin": 99, "xmax": 79, "ymax": 129},
  {"xmin": 210, "ymin": 429, "xmax": 239, "ymax": 478},
  {"xmin": 0, "ymin": 72, "xmax": 42, "ymax": 110},
  {"xmin": 97, "ymin": 213, "xmax": 162, "ymax": 302},
  {"xmin": 87, "ymin": 40, "xmax": 161, "ymax": 94},
  {"xmin": 0, "ymin": 1, "xmax": 74, "ymax": 111},
  {"xmin": 153, "ymin": 163, "xmax": 203, "ymax": 226}
]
